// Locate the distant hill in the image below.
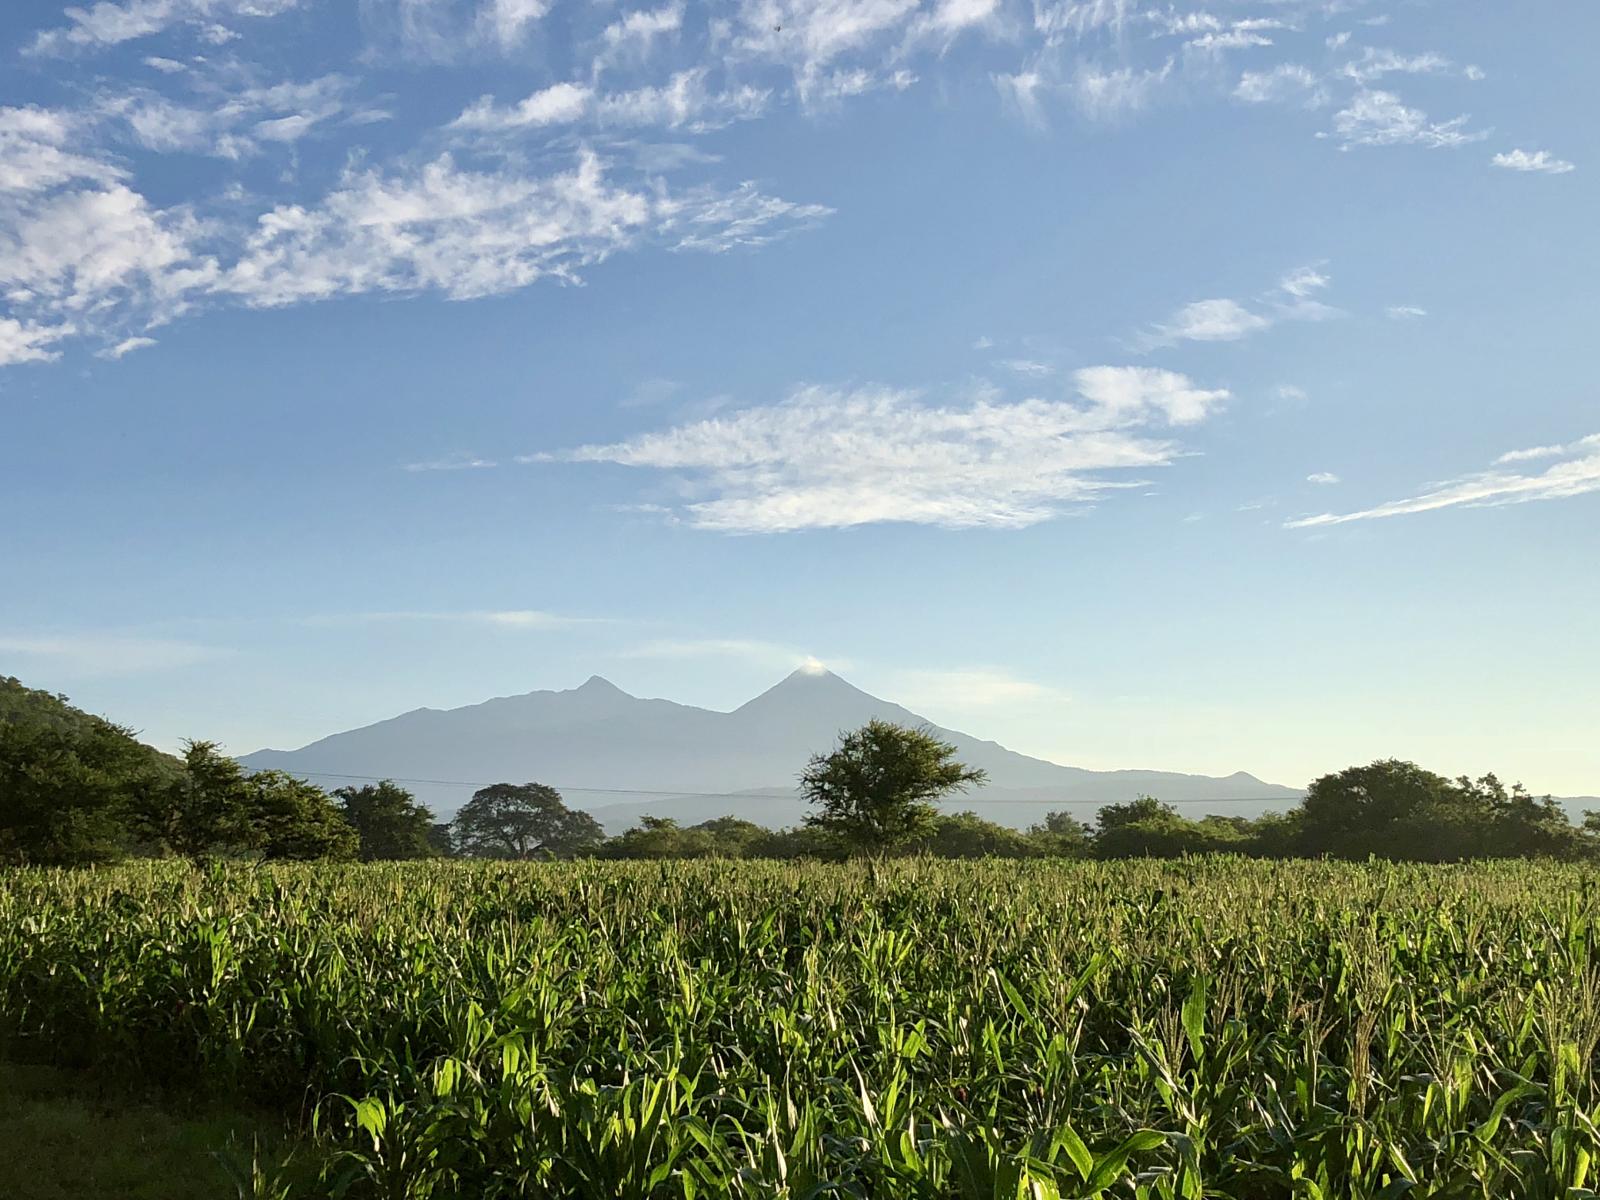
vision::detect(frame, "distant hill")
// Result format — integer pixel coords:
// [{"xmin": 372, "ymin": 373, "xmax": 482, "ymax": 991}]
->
[{"xmin": 241, "ymin": 668, "xmax": 1306, "ymax": 831}]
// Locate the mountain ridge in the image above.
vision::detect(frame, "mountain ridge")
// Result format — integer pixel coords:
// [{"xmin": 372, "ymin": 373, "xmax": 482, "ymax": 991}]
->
[{"xmin": 240, "ymin": 668, "xmax": 1304, "ymax": 831}]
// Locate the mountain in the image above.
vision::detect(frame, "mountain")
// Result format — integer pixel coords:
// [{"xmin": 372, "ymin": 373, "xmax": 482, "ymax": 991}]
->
[{"xmin": 240, "ymin": 668, "xmax": 1304, "ymax": 831}]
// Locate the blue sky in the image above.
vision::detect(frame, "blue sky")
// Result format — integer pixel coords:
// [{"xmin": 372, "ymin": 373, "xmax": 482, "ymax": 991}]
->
[{"xmin": 1, "ymin": 0, "xmax": 1595, "ymax": 795}]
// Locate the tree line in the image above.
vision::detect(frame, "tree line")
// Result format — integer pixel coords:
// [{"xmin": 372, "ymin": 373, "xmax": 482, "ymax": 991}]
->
[{"xmin": 3, "ymin": 679, "xmax": 1595, "ymax": 866}]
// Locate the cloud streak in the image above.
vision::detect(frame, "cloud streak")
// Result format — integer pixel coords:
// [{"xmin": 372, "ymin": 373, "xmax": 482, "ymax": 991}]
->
[
  {"xmin": 529, "ymin": 367, "xmax": 1228, "ymax": 532},
  {"xmin": 1287, "ymin": 434, "xmax": 1600, "ymax": 528}
]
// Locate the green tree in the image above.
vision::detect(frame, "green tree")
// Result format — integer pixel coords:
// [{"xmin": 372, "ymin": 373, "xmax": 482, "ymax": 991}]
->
[
  {"xmin": 918, "ymin": 811, "xmax": 1036, "ymax": 859},
  {"xmin": 801, "ymin": 720, "xmax": 986, "ymax": 856},
  {"xmin": 251, "ymin": 770, "xmax": 359, "ymax": 861},
  {"xmin": 600, "ymin": 815, "xmax": 707, "ymax": 859},
  {"xmin": 747, "ymin": 824, "xmax": 846, "ymax": 861},
  {"xmin": 334, "ymin": 781, "xmax": 438, "ymax": 861},
  {"xmin": 0, "ymin": 718, "xmax": 162, "ymax": 865},
  {"xmin": 136, "ymin": 743, "xmax": 355, "ymax": 862},
  {"xmin": 139, "ymin": 741, "xmax": 257, "ymax": 861},
  {"xmin": 1298, "ymin": 760, "xmax": 1463, "ymax": 859},
  {"xmin": 1027, "ymin": 810, "xmax": 1094, "ymax": 858},
  {"xmin": 0, "ymin": 676, "xmax": 179, "ymax": 865},
  {"xmin": 452, "ymin": 783, "xmax": 604, "ymax": 859}
]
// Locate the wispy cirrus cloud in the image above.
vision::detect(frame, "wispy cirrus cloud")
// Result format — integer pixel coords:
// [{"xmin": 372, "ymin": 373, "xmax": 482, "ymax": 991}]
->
[
  {"xmin": 453, "ymin": 71, "xmax": 771, "ymax": 134},
  {"xmin": 0, "ymin": 124, "xmax": 827, "ymax": 363},
  {"xmin": 621, "ymin": 637, "xmax": 841, "ymax": 673},
  {"xmin": 1330, "ymin": 89, "xmax": 1483, "ymax": 149},
  {"xmin": 1235, "ymin": 63, "xmax": 1327, "ymax": 106},
  {"xmin": 403, "ymin": 452, "xmax": 498, "ymax": 472},
  {"xmin": 28, "ymin": 0, "xmax": 306, "ymax": 55},
  {"xmin": 886, "ymin": 666, "xmax": 1068, "ymax": 710},
  {"xmin": 0, "ymin": 632, "xmax": 229, "ymax": 675},
  {"xmin": 526, "ymin": 366, "xmax": 1228, "ymax": 532},
  {"xmin": 1288, "ymin": 434, "xmax": 1600, "ymax": 528},
  {"xmin": 308, "ymin": 609, "xmax": 606, "ymax": 629}
]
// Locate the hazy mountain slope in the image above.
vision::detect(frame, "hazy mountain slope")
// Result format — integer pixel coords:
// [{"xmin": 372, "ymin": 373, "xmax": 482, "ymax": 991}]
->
[{"xmin": 241, "ymin": 668, "xmax": 1304, "ymax": 828}]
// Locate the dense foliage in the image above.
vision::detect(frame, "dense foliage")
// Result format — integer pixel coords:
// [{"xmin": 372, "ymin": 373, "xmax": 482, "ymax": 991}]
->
[{"xmin": 3, "ymin": 859, "xmax": 1600, "ymax": 1197}]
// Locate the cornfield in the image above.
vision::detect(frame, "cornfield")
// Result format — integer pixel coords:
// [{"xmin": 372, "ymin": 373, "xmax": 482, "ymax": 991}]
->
[{"xmin": 2, "ymin": 858, "xmax": 1599, "ymax": 1198}]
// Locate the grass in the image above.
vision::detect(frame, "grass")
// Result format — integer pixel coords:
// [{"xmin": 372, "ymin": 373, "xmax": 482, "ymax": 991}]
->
[{"xmin": 0, "ymin": 1061, "xmax": 307, "ymax": 1200}]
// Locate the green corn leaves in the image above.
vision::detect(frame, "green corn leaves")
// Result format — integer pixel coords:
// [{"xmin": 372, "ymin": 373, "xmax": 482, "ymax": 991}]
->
[{"xmin": 1, "ymin": 857, "xmax": 1598, "ymax": 1198}]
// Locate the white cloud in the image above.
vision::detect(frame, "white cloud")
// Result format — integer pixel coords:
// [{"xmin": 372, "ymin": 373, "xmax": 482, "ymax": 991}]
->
[
  {"xmin": 0, "ymin": 318, "xmax": 73, "ymax": 365},
  {"xmin": 1234, "ymin": 63, "xmax": 1326, "ymax": 106},
  {"xmin": 30, "ymin": 0, "xmax": 305, "ymax": 54},
  {"xmin": 311, "ymin": 609, "xmax": 602, "ymax": 629},
  {"xmin": 596, "ymin": 71, "xmax": 771, "ymax": 130},
  {"xmin": 103, "ymin": 74, "xmax": 355, "ymax": 158},
  {"xmin": 0, "ymin": 182, "xmax": 215, "ymax": 319},
  {"xmin": 1386, "ymin": 304, "xmax": 1427, "ymax": 320},
  {"xmin": 1147, "ymin": 297, "xmax": 1272, "ymax": 344},
  {"xmin": 528, "ymin": 366, "xmax": 1228, "ymax": 532},
  {"xmin": 403, "ymin": 452, "xmax": 498, "ymax": 471},
  {"xmin": 887, "ymin": 666, "xmax": 1067, "ymax": 711},
  {"xmin": 1138, "ymin": 265, "xmax": 1337, "ymax": 349},
  {"xmin": 1340, "ymin": 48, "xmax": 1450, "ymax": 85},
  {"xmin": 1331, "ymin": 90, "xmax": 1482, "ymax": 149},
  {"xmin": 1187, "ymin": 30, "xmax": 1273, "ymax": 53},
  {"xmin": 1306, "ymin": 471, "xmax": 1339, "ymax": 485},
  {"xmin": 731, "ymin": 0, "xmax": 923, "ymax": 92},
  {"xmin": 98, "ymin": 334, "xmax": 158, "ymax": 358},
  {"xmin": 994, "ymin": 70, "xmax": 1048, "ymax": 128},
  {"xmin": 1000, "ymin": 358, "xmax": 1054, "ymax": 377},
  {"xmin": 597, "ymin": 3, "xmax": 683, "ymax": 66},
  {"xmin": 1073, "ymin": 60, "xmax": 1174, "ymax": 120},
  {"xmin": 1494, "ymin": 433, "xmax": 1600, "ymax": 464},
  {"xmin": 480, "ymin": 0, "xmax": 550, "ymax": 48},
  {"xmin": 220, "ymin": 151, "xmax": 823, "ymax": 306},
  {"xmin": 1492, "ymin": 149, "xmax": 1575, "ymax": 175},
  {"xmin": 660, "ymin": 181, "xmax": 833, "ymax": 252},
  {"xmin": 454, "ymin": 72, "xmax": 770, "ymax": 133},
  {"xmin": 1278, "ymin": 265, "xmax": 1328, "ymax": 299},
  {"xmin": 1288, "ymin": 434, "xmax": 1600, "ymax": 528},
  {"xmin": 0, "ymin": 106, "xmax": 123, "ymax": 194},
  {"xmin": 622, "ymin": 637, "xmax": 824, "ymax": 670},
  {"xmin": 0, "ymin": 633, "xmax": 226, "ymax": 674},
  {"xmin": 454, "ymin": 82, "xmax": 596, "ymax": 130}
]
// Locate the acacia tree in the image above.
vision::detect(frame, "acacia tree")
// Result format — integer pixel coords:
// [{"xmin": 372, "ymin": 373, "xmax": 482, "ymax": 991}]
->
[
  {"xmin": 451, "ymin": 782, "xmax": 604, "ymax": 859},
  {"xmin": 801, "ymin": 720, "xmax": 986, "ymax": 856}
]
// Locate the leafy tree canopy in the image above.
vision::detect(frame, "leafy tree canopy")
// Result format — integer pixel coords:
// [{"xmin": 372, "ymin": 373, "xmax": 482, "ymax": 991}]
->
[
  {"xmin": 335, "ymin": 781, "xmax": 439, "ymax": 861},
  {"xmin": 452, "ymin": 783, "xmax": 604, "ymax": 859}
]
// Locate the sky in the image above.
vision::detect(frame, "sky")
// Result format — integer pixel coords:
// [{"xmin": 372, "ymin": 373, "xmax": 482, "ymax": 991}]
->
[{"xmin": 1, "ymin": 0, "xmax": 1596, "ymax": 796}]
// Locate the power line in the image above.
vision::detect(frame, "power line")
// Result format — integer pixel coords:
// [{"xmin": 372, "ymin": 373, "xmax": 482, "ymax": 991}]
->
[{"xmin": 274, "ymin": 769, "xmax": 1301, "ymax": 808}]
